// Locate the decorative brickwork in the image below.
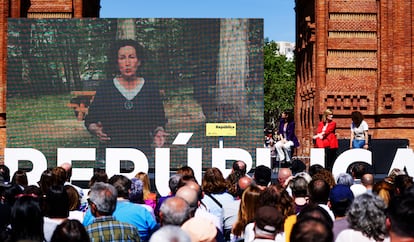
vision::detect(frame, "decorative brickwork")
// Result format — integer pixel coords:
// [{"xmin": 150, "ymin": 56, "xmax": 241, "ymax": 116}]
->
[{"xmin": 295, "ymin": 0, "xmax": 414, "ymax": 157}]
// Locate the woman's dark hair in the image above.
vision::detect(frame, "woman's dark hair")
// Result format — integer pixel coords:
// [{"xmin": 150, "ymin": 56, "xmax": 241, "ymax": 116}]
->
[
  {"xmin": 108, "ymin": 175, "xmax": 131, "ymax": 199},
  {"xmin": 11, "ymin": 170, "xmax": 28, "ymax": 188},
  {"xmin": 38, "ymin": 168, "xmax": 53, "ymax": 195},
  {"xmin": 51, "ymin": 167, "xmax": 67, "ymax": 187},
  {"xmin": 51, "ymin": 219, "xmax": 90, "ymax": 242},
  {"xmin": 64, "ymin": 185, "xmax": 80, "ymax": 211},
  {"xmin": 297, "ymin": 203, "xmax": 333, "ymax": 229},
  {"xmin": 88, "ymin": 168, "xmax": 108, "ymax": 188},
  {"xmin": 284, "ymin": 110, "xmax": 295, "ymax": 123},
  {"xmin": 202, "ymin": 167, "xmax": 227, "ymax": 194},
  {"xmin": 0, "ymin": 164, "xmax": 10, "ymax": 183},
  {"xmin": 10, "ymin": 196, "xmax": 44, "ymax": 241},
  {"xmin": 44, "ymin": 185, "xmax": 69, "ymax": 218},
  {"xmin": 107, "ymin": 39, "xmax": 147, "ymax": 77},
  {"xmin": 351, "ymin": 111, "xmax": 364, "ymax": 127}
]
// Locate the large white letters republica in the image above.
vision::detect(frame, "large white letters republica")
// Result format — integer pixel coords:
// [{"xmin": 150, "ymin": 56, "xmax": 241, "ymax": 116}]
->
[
  {"xmin": 105, "ymin": 148, "xmax": 149, "ymax": 179},
  {"xmin": 331, "ymin": 149, "xmax": 372, "ymax": 178},
  {"xmin": 212, "ymin": 148, "xmax": 253, "ymax": 178},
  {"xmin": 4, "ymin": 147, "xmax": 414, "ymax": 196},
  {"xmin": 57, "ymin": 148, "xmax": 96, "ymax": 181}
]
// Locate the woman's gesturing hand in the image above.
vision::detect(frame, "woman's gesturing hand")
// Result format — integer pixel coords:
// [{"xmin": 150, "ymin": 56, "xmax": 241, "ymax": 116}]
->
[{"xmin": 88, "ymin": 122, "xmax": 111, "ymax": 142}]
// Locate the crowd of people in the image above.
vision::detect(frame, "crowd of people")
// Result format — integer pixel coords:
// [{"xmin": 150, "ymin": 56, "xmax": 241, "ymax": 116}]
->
[{"xmin": 0, "ymin": 159, "xmax": 413, "ymax": 242}]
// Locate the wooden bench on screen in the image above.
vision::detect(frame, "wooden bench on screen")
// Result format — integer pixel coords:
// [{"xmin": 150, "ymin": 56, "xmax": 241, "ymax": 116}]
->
[{"xmin": 66, "ymin": 91, "xmax": 96, "ymax": 121}]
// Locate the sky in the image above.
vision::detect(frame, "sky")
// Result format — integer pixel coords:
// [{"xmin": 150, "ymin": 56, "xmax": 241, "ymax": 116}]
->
[{"xmin": 100, "ymin": 0, "xmax": 296, "ymax": 43}]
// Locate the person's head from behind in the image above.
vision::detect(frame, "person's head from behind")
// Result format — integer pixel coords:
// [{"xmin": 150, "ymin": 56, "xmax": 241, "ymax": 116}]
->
[
  {"xmin": 373, "ymin": 180, "xmax": 394, "ymax": 207},
  {"xmin": 290, "ymin": 176, "xmax": 309, "ymax": 198},
  {"xmin": 361, "ymin": 173, "xmax": 374, "ymax": 188},
  {"xmin": 290, "ymin": 217, "xmax": 333, "ymax": 242},
  {"xmin": 254, "ymin": 165, "xmax": 272, "ymax": 188},
  {"xmin": 386, "ymin": 193, "xmax": 414, "ymax": 240},
  {"xmin": 60, "ymin": 162, "xmax": 72, "ymax": 182},
  {"xmin": 277, "ymin": 168, "xmax": 292, "ymax": 187},
  {"xmin": 10, "ymin": 195, "xmax": 44, "ymax": 241},
  {"xmin": 45, "ymin": 185, "xmax": 70, "ymax": 218},
  {"xmin": 109, "ymin": 39, "xmax": 146, "ymax": 79},
  {"xmin": 108, "ymin": 174, "xmax": 131, "ymax": 199},
  {"xmin": 159, "ymin": 196, "xmax": 190, "ymax": 226},
  {"xmin": 129, "ymin": 177, "xmax": 144, "ymax": 204},
  {"xmin": 88, "ymin": 168, "xmax": 108, "ymax": 188},
  {"xmin": 175, "ymin": 185, "xmax": 199, "ymax": 217},
  {"xmin": 11, "ymin": 170, "xmax": 28, "ymax": 188},
  {"xmin": 350, "ymin": 162, "xmax": 367, "ymax": 180},
  {"xmin": 88, "ymin": 182, "xmax": 117, "ymax": 217},
  {"xmin": 308, "ymin": 164, "xmax": 324, "ymax": 177},
  {"xmin": 394, "ymin": 174, "xmax": 414, "ymax": 195},
  {"xmin": 202, "ymin": 167, "xmax": 227, "ymax": 194},
  {"xmin": 168, "ymin": 174, "xmax": 182, "ymax": 195},
  {"xmin": 51, "ymin": 219, "xmax": 90, "ymax": 242},
  {"xmin": 64, "ymin": 185, "xmax": 80, "ymax": 211},
  {"xmin": 232, "ymin": 184, "xmax": 262, "ymax": 237},
  {"xmin": 329, "ymin": 184, "xmax": 354, "ymax": 217},
  {"xmin": 259, "ymin": 183, "xmax": 295, "ymax": 218},
  {"xmin": 51, "ymin": 166, "xmax": 67, "ymax": 186},
  {"xmin": 149, "ymin": 225, "xmax": 191, "ymax": 242},
  {"xmin": 311, "ymin": 168, "xmax": 336, "ymax": 188},
  {"xmin": 176, "ymin": 166, "xmax": 195, "ymax": 178},
  {"xmin": 308, "ymin": 179, "xmax": 330, "ymax": 204},
  {"xmin": 236, "ymin": 175, "xmax": 252, "ymax": 198},
  {"xmin": 347, "ymin": 193, "xmax": 387, "ymax": 241},
  {"xmin": 296, "ymin": 203, "xmax": 333, "ymax": 229},
  {"xmin": 38, "ymin": 168, "xmax": 53, "ymax": 195},
  {"xmin": 135, "ymin": 171, "xmax": 152, "ymax": 192},
  {"xmin": 254, "ymin": 206, "xmax": 284, "ymax": 239},
  {"xmin": 232, "ymin": 160, "xmax": 247, "ymax": 176},
  {"xmin": 336, "ymin": 173, "xmax": 354, "ymax": 186},
  {"xmin": 0, "ymin": 164, "xmax": 10, "ymax": 183}
]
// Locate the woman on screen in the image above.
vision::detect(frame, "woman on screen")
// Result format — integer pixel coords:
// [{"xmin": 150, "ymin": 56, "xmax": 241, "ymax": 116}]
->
[{"xmin": 85, "ymin": 39, "xmax": 167, "ymax": 157}]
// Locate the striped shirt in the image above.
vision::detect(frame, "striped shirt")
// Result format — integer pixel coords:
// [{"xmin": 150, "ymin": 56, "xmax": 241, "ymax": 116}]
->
[{"xmin": 86, "ymin": 216, "xmax": 141, "ymax": 242}]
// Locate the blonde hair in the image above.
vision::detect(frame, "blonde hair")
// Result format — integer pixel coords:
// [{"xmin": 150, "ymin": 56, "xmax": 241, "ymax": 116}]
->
[
  {"xmin": 135, "ymin": 172, "xmax": 152, "ymax": 200},
  {"xmin": 322, "ymin": 109, "xmax": 333, "ymax": 123},
  {"xmin": 232, "ymin": 185, "xmax": 262, "ymax": 236}
]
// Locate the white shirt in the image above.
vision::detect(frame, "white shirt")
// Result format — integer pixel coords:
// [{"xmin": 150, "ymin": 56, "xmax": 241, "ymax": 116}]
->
[
  {"xmin": 351, "ymin": 120, "xmax": 368, "ymax": 140},
  {"xmin": 336, "ymin": 229, "xmax": 390, "ymax": 242}
]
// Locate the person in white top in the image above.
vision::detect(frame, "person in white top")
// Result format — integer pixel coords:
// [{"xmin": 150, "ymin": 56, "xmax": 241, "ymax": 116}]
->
[{"xmin": 350, "ymin": 111, "xmax": 369, "ymax": 149}]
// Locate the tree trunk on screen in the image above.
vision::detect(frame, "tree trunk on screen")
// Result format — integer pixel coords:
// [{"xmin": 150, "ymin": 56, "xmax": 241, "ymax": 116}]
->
[
  {"xmin": 216, "ymin": 19, "xmax": 249, "ymax": 122},
  {"xmin": 117, "ymin": 19, "xmax": 136, "ymax": 40}
]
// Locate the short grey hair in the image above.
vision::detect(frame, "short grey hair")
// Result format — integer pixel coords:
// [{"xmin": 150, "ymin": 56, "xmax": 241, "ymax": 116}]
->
[
  {"xmin": 149, "ymin": 225, "xmax": 191, "ymax": 242},
  {"xmin": 89, "ymin": 182, "xmax": 117, "ymax": 215},
  {"xmin": 347, "ymin": 193, "xmax": 387, "ymax": 241},
  {"xmin": 169, "ymin": 174, "xmax": 182, "ymax": 194},
  {"xmin": 336, "ymin": 173, "xmax": 354, "ymax": 186}
]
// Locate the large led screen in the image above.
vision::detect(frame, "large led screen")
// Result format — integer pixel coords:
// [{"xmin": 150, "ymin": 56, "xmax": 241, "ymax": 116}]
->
[{"xmin": 7, "ymin": 18, "xmax": 264, "ymax": 170}]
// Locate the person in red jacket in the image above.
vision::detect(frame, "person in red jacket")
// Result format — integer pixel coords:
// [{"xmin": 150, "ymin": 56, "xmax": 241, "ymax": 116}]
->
[{"xmin": 313, "ymin": 109, "xmax": 338, "ymax": 170}]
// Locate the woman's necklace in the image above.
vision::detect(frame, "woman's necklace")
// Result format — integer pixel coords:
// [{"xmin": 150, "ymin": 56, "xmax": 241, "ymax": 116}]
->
[
  {"xmin": 124, "ymin": 100, "xmax": 134, "ymax": 110},
  {"xmin": 115, "ymin": 76, "xmax": 144, "ymax": 110}
]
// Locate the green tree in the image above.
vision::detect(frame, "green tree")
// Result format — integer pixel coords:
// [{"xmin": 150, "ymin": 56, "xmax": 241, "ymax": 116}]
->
[{"xmin": 264, "ymin": 39, "xmax": 295, "ymax": 128}]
